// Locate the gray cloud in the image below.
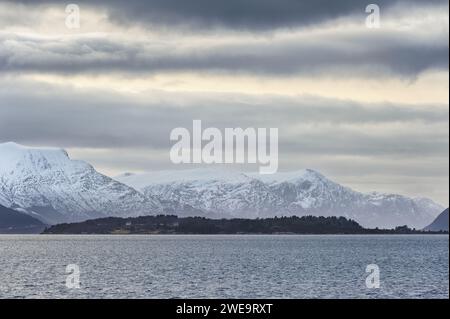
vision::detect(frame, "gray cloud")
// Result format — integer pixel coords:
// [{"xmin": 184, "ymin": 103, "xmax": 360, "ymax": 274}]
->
[
  {"xmin": 0, "ymin": 80, "xmax": 447, "ymax": 158},
  {"xmin": 1, "ymin": 30, "xmax": 448, "ymax": 78},
  {"xmin": 8, "ymin": 0, "xmax": 448, "ymax": 30},
  {"xmin": 1, "ymin": 0, "xmax": 448, "ymax": 78}
]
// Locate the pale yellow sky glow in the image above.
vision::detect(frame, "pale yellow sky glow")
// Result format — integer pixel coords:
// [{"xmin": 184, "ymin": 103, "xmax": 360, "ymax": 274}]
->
[{"xmin": 24, "ymin": 70, "xmax": 449, "ymax": 105}]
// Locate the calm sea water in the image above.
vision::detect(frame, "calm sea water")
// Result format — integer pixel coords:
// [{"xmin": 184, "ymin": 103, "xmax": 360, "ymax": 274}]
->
[{"xmin": 0, "ymin": 235, "xmax": 448, "ymax": 299}]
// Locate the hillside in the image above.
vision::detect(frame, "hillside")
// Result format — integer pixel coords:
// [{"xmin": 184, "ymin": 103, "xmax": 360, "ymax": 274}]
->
[
  {"xmin": 424, "ymin": 209, "xmax": 449, "ymax": 232},
  {"xmin": 0, "ymin": 204, "xmax": 46, "ymax": 234}
]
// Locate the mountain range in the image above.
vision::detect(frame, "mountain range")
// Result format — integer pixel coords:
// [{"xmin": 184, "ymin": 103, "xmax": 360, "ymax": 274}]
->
[
  {"xmin": 116, "ymin": 169, "xmax": 443, "ymax": 229},
  {"xmin": 0, "ymin": 142, "xmax": 445, "ymax": 230}
]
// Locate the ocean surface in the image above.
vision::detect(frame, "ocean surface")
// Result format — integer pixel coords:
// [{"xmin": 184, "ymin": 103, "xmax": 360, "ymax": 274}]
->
[{"xmin": 0, "ymin": 235, "xmax": 448, "ymax": 299}]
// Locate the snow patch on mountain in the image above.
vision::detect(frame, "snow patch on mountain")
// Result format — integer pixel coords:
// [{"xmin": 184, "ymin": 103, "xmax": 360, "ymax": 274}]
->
[{"xmin": 116, "ymin": 168, "xmax": 250, "ymax": 188}]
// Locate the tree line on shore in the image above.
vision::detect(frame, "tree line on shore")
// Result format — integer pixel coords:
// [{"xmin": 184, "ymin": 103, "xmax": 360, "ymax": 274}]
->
[{"xmin": 42, "ymin": 215, "xmax": 448, "ymax": 235}]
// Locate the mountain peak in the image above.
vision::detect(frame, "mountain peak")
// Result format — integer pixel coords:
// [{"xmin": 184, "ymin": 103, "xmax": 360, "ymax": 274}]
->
[
  {"xmin": 0, "ymin": 141, "xmax": 69, "ymax": 157},
  {"xmin": 0, "ymin": 142, "xmax": 72, "ymax": 174},
  {"xmin": 0, "ymin": 141, "xmax": 21, "ymax": 147},
  {"xmin": 0, "ymin": 142, "xmax": 162, "ymax": 224},
  {"xmin": 249, "ymin": 168, "xmax": 328, "ymax": 185}
]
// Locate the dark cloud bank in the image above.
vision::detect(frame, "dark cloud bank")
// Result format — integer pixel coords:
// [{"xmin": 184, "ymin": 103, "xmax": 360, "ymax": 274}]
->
[{"xmin": 10, "ymin": 0, "xmax": 448, "ymax": 30}]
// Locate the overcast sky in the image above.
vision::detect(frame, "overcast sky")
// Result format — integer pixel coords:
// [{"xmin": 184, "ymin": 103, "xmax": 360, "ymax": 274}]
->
[{"xmin": 0, "ymin": 0, "xmax": 448, "ymax": 205}]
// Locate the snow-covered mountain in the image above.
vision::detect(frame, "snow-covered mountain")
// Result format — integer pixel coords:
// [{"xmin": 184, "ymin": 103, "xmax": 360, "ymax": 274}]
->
[
  {"xmin": 0, "ymin": 142, "xmax": 443, "ymax": 228},
  {"xmin": 117, "ymin": 168, "xmax": 444, "ymax": 229},
  {"xmin": 0, "ymin": 142, "xmax": 161, "ymax": 224},
  {"xmin": 117, "ymin": 169, "xmax": 281, "ymax": 219}
]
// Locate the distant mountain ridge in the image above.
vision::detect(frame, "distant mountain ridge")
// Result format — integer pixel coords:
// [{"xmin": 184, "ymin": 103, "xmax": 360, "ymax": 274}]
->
[
  {"xmin": 0, "ymin": 142, "xmax": 444, "ymax": 229},
  {"xmin": 0, "ymin": 204, "xmax": 46, "ymax": 233},
  {"xmin": 424, "ymin": 209, "xmax": 449, "ymax": 232}
]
